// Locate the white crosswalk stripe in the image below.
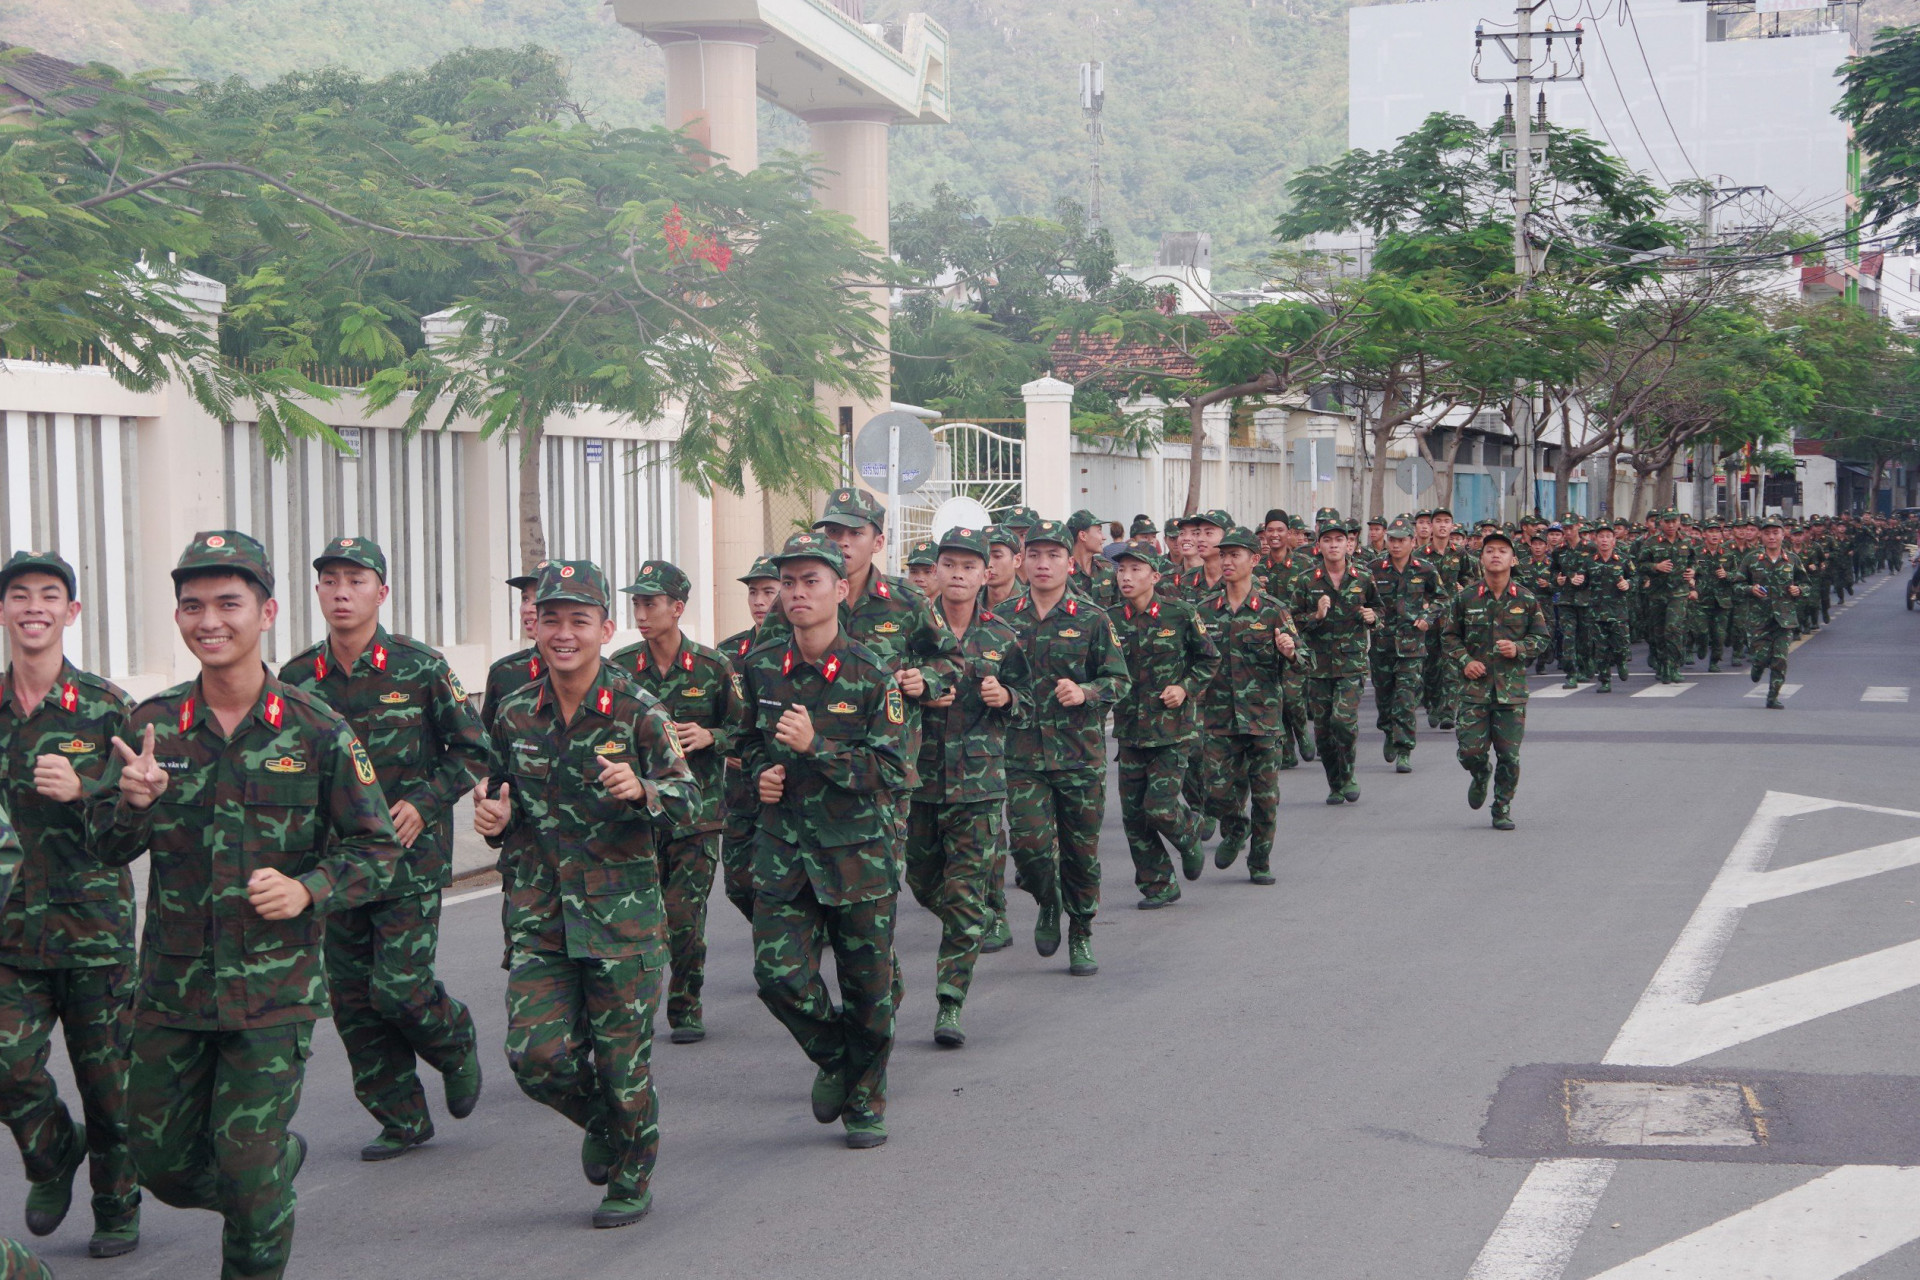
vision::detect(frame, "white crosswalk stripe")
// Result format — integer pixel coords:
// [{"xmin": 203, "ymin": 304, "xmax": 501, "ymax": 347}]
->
[
  {"xmin": 1744, "ymin": 683, "xmax": 1801, "ymax": 700},
  {"xmin": 1630, "ymin": 683, "xmax": 1695, "ymax": 698},
  {"xmin": 1531, "ymin": 682, "xmax": 1592, "ymax": 698},
  {"xmin": 1861, "ymin": 686, "xmax": 1910, "ymax": 703}
]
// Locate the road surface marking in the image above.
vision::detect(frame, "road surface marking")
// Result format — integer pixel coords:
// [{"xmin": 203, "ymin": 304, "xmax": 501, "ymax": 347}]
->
[
  {"xmin": 1862, "ymin": 686, "xmax": 1910, "ymax": 703},
  {"xmin": 1743, "ymin": 684, "xmax": 1801, "ymax": 700},
  {"xmin": 1465, "ymin": 792, "xmax": 1920, "ymax": 1280},
  {"xmin": 1629, "ymin": 684, "xmax": 1694, "ymax": 698},
  {"xmin": 445, "ymin": 884, "xmax": 502, "ymax": 907},
  {"xmin": 1533, "ymin": 683, "xmax": 1592, "ymax": 698}
]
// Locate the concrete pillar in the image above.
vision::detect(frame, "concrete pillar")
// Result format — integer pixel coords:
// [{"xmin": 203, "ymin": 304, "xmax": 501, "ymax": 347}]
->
[
  {"xmin": 1022, "ymin": 377, "xmax": 1075, "ymax": 520},
  {"xmin": 806, "ymin": 110, "xmax": 895, "ymax": 512},
  {"xmin": 658, "ymin": 29, "xmax": 768, "ymax": 638}
]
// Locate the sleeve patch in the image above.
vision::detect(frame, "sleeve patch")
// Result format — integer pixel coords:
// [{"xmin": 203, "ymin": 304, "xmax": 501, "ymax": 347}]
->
[
  {"xmin": 447, "ymin": 670, "xmax": 468, "ymax": 703},
  {"xmin": 349, "ymin": 738, "xmax": 377, "ymax": 786},
  {"xmin": 885, "ymin": 687, "xmax": 906, "ymax": 725}
]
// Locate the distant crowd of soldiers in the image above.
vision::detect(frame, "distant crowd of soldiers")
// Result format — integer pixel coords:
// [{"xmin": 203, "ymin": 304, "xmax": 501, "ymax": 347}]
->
[{"xmin": 0, "ymin": 494, "xmax": 1908, "ymax": 1277}]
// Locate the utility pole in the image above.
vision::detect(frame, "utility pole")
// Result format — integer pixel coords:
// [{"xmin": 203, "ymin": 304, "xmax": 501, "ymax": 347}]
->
[{"xmin": 1080, "ymin": 60, "xmax": 1106, "ymax": 227}]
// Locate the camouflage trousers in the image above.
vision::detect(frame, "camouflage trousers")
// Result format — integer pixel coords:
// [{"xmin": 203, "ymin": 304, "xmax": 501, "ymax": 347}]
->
[
  {"xmin": 1181, "ymin": 737, "xmax": 1212, "ymax": 814},
  {"xmin": 1644, "ymin": 595, "xmax": 1688, "ymax": 675},
  {"xmin": 752, "ymin": 874, "xmax": 895, "ymax": 1125},
  {"xmin": 0, "ymin": 1238, "xmax": 49, "ymax": 1279},
  {"xmin": 1557, "ymin": 608, "xmax": 1589, "ymax": 677},
  {"xmin": 1583, "ymin": 612, "xmax": 1631, "ymax": 680},
  {"xmin": 658, "ymin": 831, "xmax": 719, "ymax": 1030},
  {"xmin": 1750, "ymin": 621, "xmax": 1795, "ymax": 699},
  {"xmin": 984, "ymin": 804, "xmax": 1009, "ymax": 920},
  {"xmin": 504, "ymin": 947, "xmax": 658, "ymax": 1201},
  {"xmin": 904, "ymin": 799, "xmax": 997, "ymax": 1003},
  {"xmin": 1304, "ymin": 675, "xmax": 1365, "ymax": 792},
  {"xmin": 1282, "ymin": 665, "xmax": 1311, "ymax": 762},
  {"xmin": 0, "ymin": 962, "xmax": 137, "ymax": 1227},
  {"xmin": 326, "ymin": 892, "xmax": 474, "ymax": 1142},
  {"xmin": 128, "ymin": 1022, "xmax": 311, "ymax": 1280},
  {"xmin": 1455, "ymin": 699, "xmax": 1527, "ymax": 813},
  {"xmin": 1007, "ymin": 767, "xmax": 1106, "ymax": 923},
  {"xmin": 1697, "ymin": 604, "xmax": 1732, "ymax": 665},
  {"xmin": 1727, "ymin": 598, "xmax": 1754, "ymax": 658},
  {"xmin": 1118, "ymin": 742, "xmax": 1200, "ymax": 895},
  {"xmin": 719, "ymin": 764, "xmax": 757, "ymax": 922},
  {"xmin": 1203, "ymin": 734, "xmax": 1281, "ymax": 872},
  {"xmin": 1370, "ymin": 650, "xmax": 1425, "ymax": 757}
]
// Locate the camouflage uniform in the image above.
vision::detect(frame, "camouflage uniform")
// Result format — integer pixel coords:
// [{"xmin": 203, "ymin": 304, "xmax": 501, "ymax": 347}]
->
[
  {"xmin": 717, "ymin": 625, "xmax": 762, "ymax": 922},
  {"xmin": 609, "ymin": 608, "xmax": 746, "ymax": 1038},
  {"xmin": 1736, "ymin": 540, "xmax": 1808, "ymax": 705},
  {"xmin": 1003, "ymin": 564, "xmax": 1130, "ymax": 948},
  {"xmin": 906, "ymin": 573, "xmax": 1026, "ymax": 1013},
  {"xmin": 1549, "ymin": 541, "xmax": 1591, "ymax": 682},
  {"xmin": 1636, "ymin": 527, "xmax": 1697, "ymax": 682},
  {"xmin": 1420, "ymin": 540, "xmax": 1472, "ymax": 726},
  {"xmin": 1694, "ymin": 542, "xmax": 1739, "ymax": 669},
  {"xmin": 1289, "ymin": 556, "xmax": 1384, "ymax": 801},
  {"xmin": 740, "ymin": 535, "xmax": 909, "ymax": 1138},
  {"xmin": 91, "ymin": 652, "xmax": 401, "ymax": 1280},
  {"xmin": 1256, "ymin": 550, "xmax": 1312, "ymax": 767},
  {"xmin": 0, "ymin": 806, "xmax": 34, "ymax": 1278},
  {"xmin": 1578, "ymin": 550, "xmax": 1635, "ymax": 687},
  {"xmin": 1112, "ymin": 577, "xmax": 1219, "ymax": 898},
  {"xmin": 485, "ymin": 560, "xmax": 697, "ymax": 1211},
  {"xmin": 1065, "ymin": 509, "xmax": 1123, "ymax": 611},
  {"xmin": 0, "ymin": 649, "xmax": 139, "ymax": 1241},
  {"xmin": 483, "ymin": 648, "xmax": 543, "ymax": 741},
  {"xmin": 1441, "ymin": 575, "xmax": 1551, "ymax": 824},
  {"xmin": 1367, "ymin": 540, "xmax": 1444, "ymax": 764},
  {"xmin": 1198, "ymin": 573, "xmax": 1296, "ymax": 876},
  {"xmin": 280, "ymin": 602, "xmax": 486, "ymax": 1150}
]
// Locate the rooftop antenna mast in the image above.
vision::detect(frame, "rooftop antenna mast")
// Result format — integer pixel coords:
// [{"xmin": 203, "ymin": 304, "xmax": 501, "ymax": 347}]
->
[{"xmin": 1080, "ymin": 60, "xmax": 1106, "ymax": 226}]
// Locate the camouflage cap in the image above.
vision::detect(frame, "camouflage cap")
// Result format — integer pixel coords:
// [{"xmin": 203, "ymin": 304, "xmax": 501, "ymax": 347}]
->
[
  {"xmin": 738, "ymin": 555, "xmax": 780, "ymax": 584},
  {"xmin": 1316, "ymin": 520, "xmax": 1347, "ymax": 540},
  {"xmin": 905, "ymin": 538, "xmax": 940, "ymax": 568},
  {"xmin": 1429, "ymin": 506, "xmax": 1453, "ymax": 519},
  {"xmin": 173, "ymin": 530, "xmax": 273, "ymax": 596},
  {"xmin": 815, "ymin": 486, "xmax": 886, "ymax": 531},
  {"xmin": 1385, "ymin": 516, "xmax": 1415, "ymax": 539},
  {"xmin": 1192, "ymin": 508, "xmax": 1236, "ymax": 531},
  {"xmin": 769, "ymin": 530, "xmax": 847, "ymax": 577},
  {"xmin": 1217, "ymin": 524, "xmax": 1261, "ymax": 552},
  {"xmin": 0, "ymin": 549, "xmax": 76, "ymax": 597},
  {"xmin": 986, "ymin": 526, "xmax": 1022, "ymax": 551},
  {"xmin": 936, "ymin": 526, "xmax": 991, "ymax": 560},
  {"xmin": 533, "ymin": 559, "xmax": 611, "ymax": 611},
  {"xmin": 1066, "ymin": 509, "xmax": 1105, "ymax": 536},
  {"xmin": 1288, "ymin": 515, "xmax": 1309, "ymax": 531},
  {"xmin": 1367, "ymin": 515, "xmax": 1387, "ymax": 528},
  {"xmin": 620, "ymin": 559, "xmax": 691, "ymax": 601},
  {"xmin": 1479, "ymin": 527, "xmax": 1515, "ymax": 549},
  {"xmin": 313, "ymin": 535, "xmax": 387, "ymax": 580},
  {"xmin": 505, "ymin": 560, "xmax": 549, "ymax": 590},
  {"xmin": 1129, "ymin": 514, "xmax": 1158, "ymax": 537},
  {"xmin": 1113, "ymin": 544, "xmax": 1168, "ymax": 573},
  {"xmin": 1758, "ymin": 516, "xmax": 1785, "ymax": 530},
  {"xmin": 1313, "ymin": 506, "xmax": 1342, "ymax": 527},
  {"xmin": 1000, "ymin": 506, "xmax": 1041, "ymax": 532},
  {"xmin": 1022, "ymin": 519, "xmax": 1073, "ymax": 550},
  {"xmin": 1414, "ymin": 508, "xmax": 1434, "ymax": 520}
]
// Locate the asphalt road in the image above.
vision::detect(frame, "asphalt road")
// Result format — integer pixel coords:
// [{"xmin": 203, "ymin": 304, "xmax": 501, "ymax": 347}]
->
[{"xmin": 6, "ymin": 567, "xmax": 1917, "ymax": 1279}]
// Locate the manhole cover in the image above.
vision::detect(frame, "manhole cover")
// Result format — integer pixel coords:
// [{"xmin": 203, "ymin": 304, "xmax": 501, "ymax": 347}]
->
[{"xmin": 1565, "ymin": 1080, "xmax": 1761, "ymax": 1148}]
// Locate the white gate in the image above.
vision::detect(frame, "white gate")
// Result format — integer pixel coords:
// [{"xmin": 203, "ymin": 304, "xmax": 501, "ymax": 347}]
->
[{"xmin": 897, "ymin": 421, "xmax": 1025, "ymax": 549}]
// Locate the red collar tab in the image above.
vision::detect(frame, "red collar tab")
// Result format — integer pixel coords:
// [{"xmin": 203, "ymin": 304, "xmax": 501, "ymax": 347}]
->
[
  {"xmin": 371, "ymin": 644, "xmax": 388, "ymax": 672},
  {"xmin": 1250, "ymin": 595, "xmax": 1261, "ymax": 610},
  {"xmin": 1149, "ymin": 601, "xmax": 1161, "ymax": 619},
  {"xmin": 1314, "ymin": 567, "xmax": 1324, "ymax": 580},
  {"xmin": 1123, "ymin": 605, "xmax": 1133, "ymax": 621},
  {"xmin": 314, "ymin": 650, "xmax": 328, "ymax": 680},
  {"xmin": 681, "ymin": 648, "xmax": 695, "ymax": 672},
  {"xmin": 1015, "ymin": 598, "xmax": 1029, "ymax": 612},
  {"xmin": 822, "ymin": 653, "xmax": 843, "ymax": 683},
  {"xmin": 528, "ymin": 656, "xmax": 542, "ymax": 680},
  {"xmin": 781, "ymin": 648, "xmax": 795, "ymax": 677},
  {"xmin": 178, "ymin": 697, "xmax": 195, "ymax": 735},
  {"xmin": 58, "ymin": 682, "xmax": 78, "ymax": 713},
  {"xmin": 874, "ymin": 577, "xmax": 891, "ymax": 600},
  {"xmin": 1065, "ymin": 598, "xmax": 1079, "ymax": 616},
  {"xmin": 264, "ymin": 692, "xmax": 285, "ymax": 730},
  {"xmin": 595, "ymin": 687, "xmax": 613, "ymax": 717},
  {"xmin": 737, "ymin": 636, "xmax": 751, "ymax": 657},
  {"xmin": 982, "ymin": 609, "xmax": 997, "ymax": 622},
  {"xmin": 1215, "ymin": 597, "xmax": 1226, "ymax": 611},
  {"xmin": 1477, "ymin": 584, "xmax": 1488, "ymax": 598}
]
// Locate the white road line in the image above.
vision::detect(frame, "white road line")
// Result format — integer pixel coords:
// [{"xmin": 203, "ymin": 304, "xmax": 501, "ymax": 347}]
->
[
  {"xmin": 1532, "ymin": 683, "xmax": 1593, "ymax": 698},
  {"xmin": 1464, "ymin": 1158, "xmax": 1617, "ymax": 1280},
  {"xmin": 1742, "ymin": 683, "xmax": 1801, "ymax": 700},
  {"xmin": 1861, "ymin": 686, "xmax": 1910, "ymax": 703},
  {"xmin": 444, "ymin": 883, "xmax": 501, "ymax": 907},
  {"xmin": 1585, "ymin": 1165, "xmax": 1920, "ymax": 1280},
  {"xmin": 1629, "ymin": 683, "xmax": 1695, "ymax": 698}
]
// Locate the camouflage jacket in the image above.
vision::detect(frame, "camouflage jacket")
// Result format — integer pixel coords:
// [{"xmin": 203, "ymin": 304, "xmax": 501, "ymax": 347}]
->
[
  {"xmin": 1440, "ymin": 580, "xmax": 1552, "ymax": 705},
  {"xmin": 1637, "ymin": 536, "xmax": 1696, "ymax": 598},
  {"xmin": 279, "ymin": 627, "xmax": 488, "ymax": 893},
  {"xmin": 483, "ymin": 646, "xmax": 543, "ymax": 738},
  {"xmin": 1289, "ymin": 565, "xmax": 1384, "ymax": 678},
  {"xmin": 1425, "ymin": 545, "xmax": 1475, "ymax": 593},
  {"xmin": 1112, "ymin": 595, "xmax": 1219, "ymax": 747},
  {"xmin": 1254, "ymin": 552, "xmax": 1304, "ymax": 601},
  {"xmin": 914, "ymin": 608, "xmax": 1029, "ymax": 805},
  {"xmin": 0, "ymin": 800, "xmax": 19, "ymax": 906},
  {"xmin": 1067, "ymin": 555, "xmax": 1122, "ymax": 610},
  {"xmin": 758, "ymin": 568, "xmax": 962, "ymax": 791},
  {"xmin": 1694, "ymin": 549, "xmax": 1741, "ymax": 607},
  {"xmin": 1580, "ymin": 551, "xmax": 1636, "ymax": 617},
  {"xmin": 0, "ymin": 661, "xmax": 135, "ymax": 968},
  {"xmin": 718, "ymin": 626, "xmax": 762, "ymax": 824},
  {"xmin": 609, "ymin": 636, "xmax": 747, "ymax": 838},
  {"xmin": 1004, "ymin": 593, "xmax": 1131, "ymax": 771},
  {"xmin": 1550, "ymin": 545, "xmax": 1591, "ymax": 605},
  {"xmin": 89, "ymin": 676, "xmax": 402, "ymax": 1030},
  {"xmin": 739, "ymin": 635, "xmax": 909, "ymax": 906},
  {"xmin": 1197, "ymin": 588, "xmax": 1297, "ymax": 737},
  {"xmin": 1736, "ymin": 551, "xmax": 1809, "ymax": 629},
  {"xmin": 1369, "ymin": 555, "xmax": 1445, "ymax": 658},
  {"xmin": 1168, "ymin": 564, "xmax": 1228, "ymax": 605},
  {"xmin": 486, "ymin": 662, "xmax": 697, "ymax": 964}
]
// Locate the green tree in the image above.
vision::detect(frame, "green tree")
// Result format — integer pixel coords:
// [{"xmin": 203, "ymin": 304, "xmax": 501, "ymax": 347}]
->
[{"xmin": 1840, "ymin": 26, "xmax": 1920, "ymax": 246}]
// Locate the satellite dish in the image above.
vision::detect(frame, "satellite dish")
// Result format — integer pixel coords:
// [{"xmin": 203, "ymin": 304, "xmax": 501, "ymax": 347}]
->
[
  {"xmin": 930, "ymin": 497, "xmax": 993, "ymax": 542},
  {"xmin": 852, "ymin": 411, "xmax": 937, "ymax": 495}
]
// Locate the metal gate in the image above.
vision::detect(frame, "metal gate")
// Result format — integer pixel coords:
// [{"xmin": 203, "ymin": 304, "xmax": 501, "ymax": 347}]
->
[{"xmin": 896, "ymin": 421, "xmax": 1025, "ymax": 551}]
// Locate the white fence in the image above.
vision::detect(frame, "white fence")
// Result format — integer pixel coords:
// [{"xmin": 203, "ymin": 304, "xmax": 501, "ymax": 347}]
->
[{"xmin": 530, "ymin": 433, "xmax": 679, "ymax": 629}]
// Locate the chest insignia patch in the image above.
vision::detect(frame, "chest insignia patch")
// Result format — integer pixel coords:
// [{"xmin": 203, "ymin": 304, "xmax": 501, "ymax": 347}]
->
[
  {"xmin": 378, "ymin": 692, "xmax": 410, "ymax": 705},
  {"xmin": 1156, "ymin": 628, "xmax": 1176, "ymax": 638},
  {"xmin": 264, "ymin": 756, "xmax": 306, "ymax": 774},
  {"xmin": 827, "ymin": 701, "xmax": 858, "ymax": 715},
  {"xmin": 983, "ymin": 650, "xmax": 1002, "ymax": 661},
  {"xmin": 1058, "ymin": 628, "xmax": 1081, "ymax": 639},
  {"xmin": 593, "ymin": 741, "xmax": 625, "ymax": 756},
  {"xmin": 874, "ymin": 622, "xmax": 901, "ymax": 634},
  {"xmin": 55, "ymin": 738, "xmax": 95, "ymax": 755},
  {"xmin": 680, "ymin": 686, "xmax": 706, "ymax": 699}
]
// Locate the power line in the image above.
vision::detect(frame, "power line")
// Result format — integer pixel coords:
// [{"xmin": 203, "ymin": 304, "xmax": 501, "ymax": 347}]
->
[
  {"xmin": 1621, "ymin": 0, "xmax": 1704, "ymax": 181},
  {"xmin": 1583, "ymin": 11, "xmax": 1673, "ymax": 187}
]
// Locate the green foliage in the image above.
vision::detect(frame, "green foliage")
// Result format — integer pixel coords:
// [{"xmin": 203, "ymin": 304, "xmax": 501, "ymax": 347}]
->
[
  {"xmin": 1782, "ymin": 300, "xmax": 1920, "ymax": 467},
  {"xmin": 1840, "ymin": 25, "xmax": 1920, "ymax": 245}
]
